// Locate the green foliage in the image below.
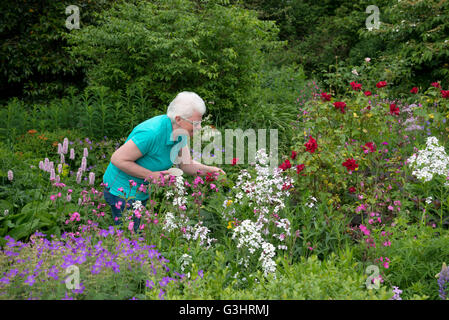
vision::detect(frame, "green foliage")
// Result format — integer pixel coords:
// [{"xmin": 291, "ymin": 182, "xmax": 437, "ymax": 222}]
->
[
  {"xmin": 66, "ymin": 0, "xmax": 282, "ymax": 125},
  {"xmin": 161, "ymin": 251, "xmax": 394, "ymax": 299},
  {"xmin": 359, "ymin": 222, "xmax": 448, "ymax": 300},
  {"xmin": 0, "ymin": 0, "xmax": 117, "ymax": 102},
  {"xmin": 359, "ymin": 0, "xmax": 449, "ymax": 91}
]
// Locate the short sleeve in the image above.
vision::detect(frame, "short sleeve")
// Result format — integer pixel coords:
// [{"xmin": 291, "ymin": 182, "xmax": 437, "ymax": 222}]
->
[{"xmin": 130, "ymin": 128, "xmax": 156, "ymax": 156}]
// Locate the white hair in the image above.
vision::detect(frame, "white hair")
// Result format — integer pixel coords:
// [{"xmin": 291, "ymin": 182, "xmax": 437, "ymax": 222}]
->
[{"xmin": 166, "ymin": 91, "xmax": 206, "ymax": 123}]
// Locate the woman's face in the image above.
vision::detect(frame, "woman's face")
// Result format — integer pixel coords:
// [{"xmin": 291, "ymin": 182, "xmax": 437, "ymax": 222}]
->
[{"xmin": 175, "ymin": 110, "xmax": 203, "ymax": 137}]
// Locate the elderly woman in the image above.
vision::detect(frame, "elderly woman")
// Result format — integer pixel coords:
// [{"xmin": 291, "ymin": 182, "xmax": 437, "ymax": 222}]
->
[{"xmin": 102, "ymin": 91, "xmax": 225, "ymax": 231}]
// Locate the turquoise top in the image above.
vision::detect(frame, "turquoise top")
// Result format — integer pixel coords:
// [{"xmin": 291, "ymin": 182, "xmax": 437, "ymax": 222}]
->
[{"xmin": 102, "ymin": 115, "xmax": 186, "ymax": 201}]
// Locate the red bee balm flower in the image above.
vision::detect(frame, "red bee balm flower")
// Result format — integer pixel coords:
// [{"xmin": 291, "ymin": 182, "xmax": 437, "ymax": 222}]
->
[
  {"xmin": 350, "ymin": 81, "xmax": 362, "ymax": 91},
  {"xmin": 296, "ymin": 164, "xmax": 305, "ymax": 174},
  {"xmin": 389, "ymin": 103, "xmax": 400, "ymax": 116},
  {"xmin": 291, "ymin": 150, "xmax": 297, "ymax": 160},
  {"xmin": 342, "ymin": 158, "xmax": 358, "ymax": 172},
  {"xmin": 364, "ymin": 91, "xmax": 372, "ymax": 96},
  {"xmin": 320, "ymin": 92, "xmax": 332, "ymax": 101},
  {"xmin": 410, "ymin": 87, "xmax": 418, "ymax": 94},
  {"xmin": 304, "ymin": 136, "xmax": 318, "ymax": 153},
  {"xmin": 333, "ymin": 101, "xmax": 346, "ymax": 114},
  {"xmin": 231, "ymin": 158, "xmax": 238, "ymax": 166},
  {"xmin": 348, "ymin": 187, "xmax": 356, "ymax": 193},
  {"xmin": 441, "ymin": 90, "xmax": 449, "ymax": 99},
  {"xmin": 376, "ymin": 81, "xmax": 387, "ymax": 88},
  {"xmin": 279, "ymin": 159, "xmax": 292, "ymax": 171},
  {"xmin": 431, "ymin": 82, "xmax": 441, "ymax": 88},
  {"xmin": 362, "ymin": 142, "xmax": 376, "ymax": 153}
]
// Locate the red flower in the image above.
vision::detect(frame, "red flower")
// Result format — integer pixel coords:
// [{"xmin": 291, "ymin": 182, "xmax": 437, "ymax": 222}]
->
[
  {"xmin": 342, "ymin": 158, "xmax": 358, "ymax": 172},
  {"xmin": 431, "ymin": 82, "xmax": 441, "ymax": 88},
  {"xmin": 231, "ymin": 158, "xmax": 238, "ymax": 166},
  {"xmin": 376, "ymin": 81, "xmax": 387, "ymax": 88},
  {"xmin": 350, "ymin": 81, "xmax": 362, "ymax": 91},
  {"xmin": 389, "ymin": 103, "xmax": 400, "ymax": 116},
  {"xmin": 364, "ymin": 91, "xmax": 372, "ymax": 96},
  {"xmin": 348, "ymin": 187, "xmax": 356, "ymax": 193},
  {"xmin": 361, "ymin": 142, "xmax": 376, "ymax": 153},
  {"xmin": 291, "ymin": 150, "xmax": 297, "ymax": 160},
  {"xmin": 295, "ymin": 164, "xmax": 305, "ymax": 174},
  {"xmin": 205, "ymin": 172, "xmax": 217, "ymax": 182},
  {"xmin": 333, "ymin": 101, "xmax": 347, "ymax": 114},
  {"xmin": 410, "ymin": 87, "xmax": 418, "ymax": 94},
  {"xmin": 321, "ymin": 92, "xmax": 332, "ymax": 101},
  {"xmin": 441, "ymin": 90, "xmax": 449, "ymax": 99},
  {"xmin": 279, "ymin": 159, "xmax": 292, "ymax": 171},
  {"xmin": 282, "ymin": 183, "xmax": 293, "ymax": 191},
  {"xmin": 304, "ymin": 136, "xmax": 318, "ymax": 153}
]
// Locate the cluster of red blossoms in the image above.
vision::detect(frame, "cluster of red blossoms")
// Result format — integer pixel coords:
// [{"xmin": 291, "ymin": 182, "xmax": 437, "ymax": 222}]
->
[
  {"xmin": 389, "ymin": 103, "xmax": 400, "ymax": 116},
  {"xmin": 342, "ymin": 158, "xmax": 358, "ymax": 172},
  {"xmin": 430, "ymin": 82, "xmax": 449, "ymax": 98},
  {"xmin": 333, "ymin": 101, "xmax": 346, "ymax": 114},
  {"xmin": 279, "ymin": 136, "xmax": 318, "ymax": 174},
  {"xmin": 350, "ymin": 81, "xmax": 362, "ymax": 91}
]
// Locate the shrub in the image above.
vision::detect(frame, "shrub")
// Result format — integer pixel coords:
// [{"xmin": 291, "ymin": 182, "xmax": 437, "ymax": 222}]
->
[{"xmin": 66, "ymin": 0, "xmax": 282, "ymax": 125}]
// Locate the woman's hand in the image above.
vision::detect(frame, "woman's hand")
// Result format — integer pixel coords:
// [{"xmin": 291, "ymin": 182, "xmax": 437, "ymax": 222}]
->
[
  {"xmin": 207, "ymin": 166, "xmax": 226, "ymax": 175},
  {"xmin": 145, "ymin": 170, "xmax": 170, "ymax": 183}
]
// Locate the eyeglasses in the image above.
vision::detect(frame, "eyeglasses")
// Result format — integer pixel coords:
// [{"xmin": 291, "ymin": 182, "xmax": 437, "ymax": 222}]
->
[{"xmin": 180, "ymin": 116, "xmax": 202, "ymax": 127}]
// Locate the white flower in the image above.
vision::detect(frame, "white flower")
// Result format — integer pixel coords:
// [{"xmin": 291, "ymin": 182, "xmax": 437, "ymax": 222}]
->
[
  {"xmin": 352, "ymin": 69, "xmax": 359, "ymax": 76},
  {"xmin": 407, "ymin": 137, "xmax": 449, "ymax": 183},
  {"xmin": 132, "ymin": 200, "xmax": 143, "ymax": 211}
]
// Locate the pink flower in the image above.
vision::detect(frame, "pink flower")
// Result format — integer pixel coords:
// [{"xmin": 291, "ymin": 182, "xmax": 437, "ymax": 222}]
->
[
  {"xmin": 359, "ymin": 224, "xmax": 370, "ymax": 236},
  {"xmin": 128, "ymin": 221, "xmax": 134, "ymax": 232},
  {"xmin": 115, "ymin": 201, "xmax": 123, "ymax": 210},
  {"xmin": 50, "ymin": 195, "xmax": 57, "ymax": 201},
  {"xmin": 388, "ymin": 205, "xmax": 394, "ymax": 211},
  {"xmin": 383, "ymin": 241, "xmax": 391, "ymax": 247},
  {"xmin": 118, "ymin": 187, "xmax": 124, "ymax": 193},
  {"xmin": 70, "ymin": 212, "xmax": 81, "ymax": 222}
]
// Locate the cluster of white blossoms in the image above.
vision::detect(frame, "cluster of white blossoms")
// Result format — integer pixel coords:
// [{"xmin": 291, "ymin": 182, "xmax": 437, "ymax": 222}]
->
[
  {"xmin": 184, "ymin": 221, "xmax": 216, "ymax": 249},
  {"xmin": 165, "ymin": 176, "xmax": 188, "ymax": 208},
  {"xmin": 232, "ymin": 219, "xmax": 277, "ymax": 276},
  {"xmin": 162, "ymin": 212, "xmax": 215, "ymax": 248},
  {"xmin": 259, "ymin": 242, "xmax": 276, "ymax": 276},
  {"xmin": 234, "ymin": 149, "xmax": 294, "ymax": 222},
  {"xmin": 407, "ymin": 136, "xmax": 449, "ymax": 185},
  {"xmin": 305, "ymin": 196, "xmax": 318, "ymax": 208}
]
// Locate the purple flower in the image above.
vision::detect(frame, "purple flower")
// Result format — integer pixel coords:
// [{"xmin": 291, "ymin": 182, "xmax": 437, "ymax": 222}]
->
[
  {"xmin": 437, "ymin": 263, "xmax": 449, "ymax": 300},
  {"xmin": 390, "ymin": 286, "xmax": 402, "ymax": 300},
  {"xmin": 62, "ymin": 292, "xmax": 74, "ymax": 300},
  {"xmin": 0, "ymin": 277, "xmax": 10, "ymax": 285},
  {"xmin": 7, "ymin": 170, "xmax": 13, "ymax": 181},
  {"xmin": 72, "ymin": 282, "xmax": 85, "ymax": 294},
  {"xmin": 24, "ymin": 275, "xmax": 36, "ymax": 286},
  {"xmin": 146, "ymin": 280, "xmax": 154, "ymax": 289},
  {"xmin": 198, "ymin": 270, "xmax": 204, "ymax": 279}
]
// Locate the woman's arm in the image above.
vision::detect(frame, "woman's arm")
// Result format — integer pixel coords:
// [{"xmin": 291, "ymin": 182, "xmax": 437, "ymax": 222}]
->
[
  {"xmin": 111, "ymin": 139, "xmax": 168, "ymax": 181},
  {"xmin": 177, "ymin": 145, "xmax": 225, "ymax": 175}
]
